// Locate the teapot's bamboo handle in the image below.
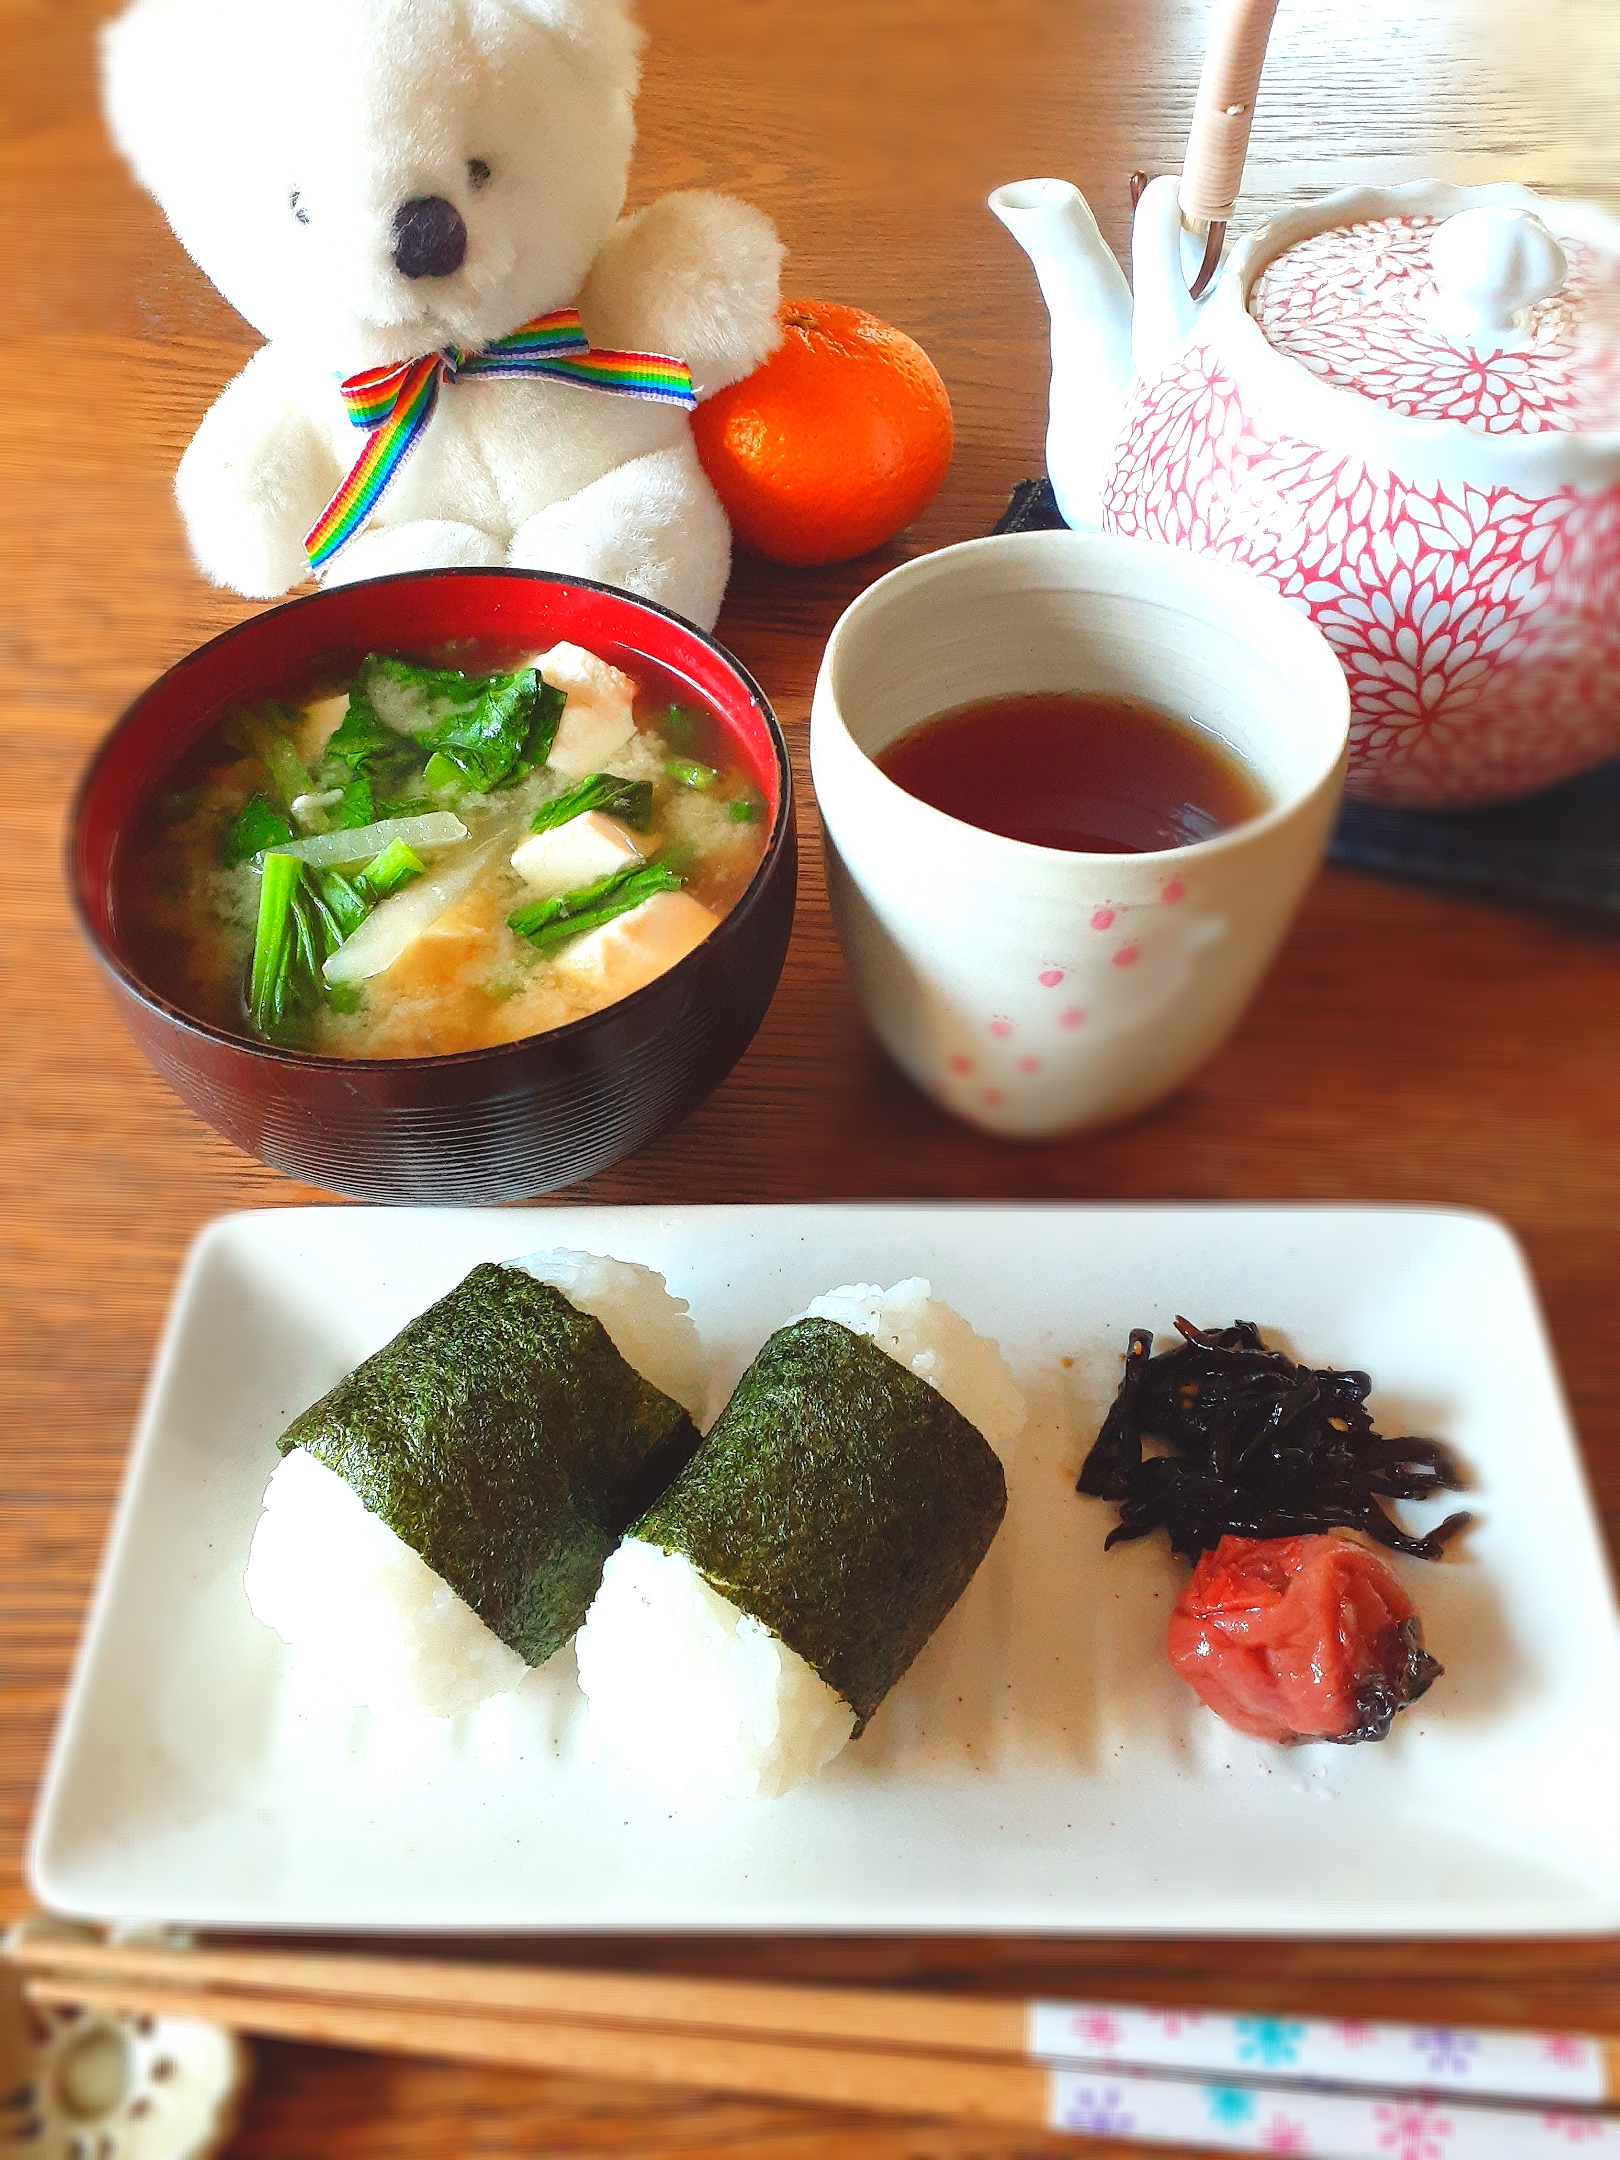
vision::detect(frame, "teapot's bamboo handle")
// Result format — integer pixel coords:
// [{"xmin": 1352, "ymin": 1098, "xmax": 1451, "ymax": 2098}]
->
[{"xmin": 1178, "ymin": 0, "xmax": 1283, "ymax": 230}]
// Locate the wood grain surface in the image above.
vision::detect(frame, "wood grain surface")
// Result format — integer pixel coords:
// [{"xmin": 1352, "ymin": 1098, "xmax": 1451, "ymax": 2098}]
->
[{"xmin": 3, "ymin": 0, "xmax": 1618, "ymax": 2153}]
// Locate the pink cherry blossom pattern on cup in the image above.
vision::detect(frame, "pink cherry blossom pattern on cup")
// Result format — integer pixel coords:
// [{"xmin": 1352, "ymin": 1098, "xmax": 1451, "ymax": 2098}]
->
[{"xmin": 810, "ymin": 531, "xmax": 1349, "ymax": 1139}]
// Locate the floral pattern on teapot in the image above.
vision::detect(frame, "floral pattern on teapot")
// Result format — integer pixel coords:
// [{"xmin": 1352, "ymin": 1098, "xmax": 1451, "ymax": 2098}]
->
[
  {"xmin": 994, "ymin": 175, "xmax": 1620, "ymax": 807},
  {"xmin": 1249, "ymin": 217, "xmax": 1618, "ymax": 435},
  {"xmin": 1104, "ymin": 352, "xmax": 1620, "ymax": 807},
  {"xmin": 1103, "ymin": 208, "xmax": 1620, "ymax": 807}
]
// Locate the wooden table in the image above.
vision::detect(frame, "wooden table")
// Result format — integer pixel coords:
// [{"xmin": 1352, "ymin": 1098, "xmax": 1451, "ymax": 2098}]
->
[{"xmin": 4, "ymin": 0, "xmax": 1618, "ymax": 2152}]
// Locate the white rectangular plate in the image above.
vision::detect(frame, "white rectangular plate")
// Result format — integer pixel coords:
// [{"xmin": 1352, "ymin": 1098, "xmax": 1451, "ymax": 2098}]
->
[{"xmin": 31, "ymin": 1204, "xmax": 1620, "ymax": 1934}]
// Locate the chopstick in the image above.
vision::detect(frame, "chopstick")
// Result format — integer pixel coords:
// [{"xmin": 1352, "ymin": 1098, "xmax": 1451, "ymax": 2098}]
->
[
  {"xmin": 9, "ymin": 1930, "xmax": 1619, "ymax": 2108},
  {"xmin": 22, "ymin": 1973, "xmax": 1050, "ymax": 2128},
  {"xmin": 7, "ymin": 1932, "xmax": 1024, "ymax": 2058},
  {"xmin": 19, "ymin": 1969, "xmax": 1620, "ymax": 2159}
]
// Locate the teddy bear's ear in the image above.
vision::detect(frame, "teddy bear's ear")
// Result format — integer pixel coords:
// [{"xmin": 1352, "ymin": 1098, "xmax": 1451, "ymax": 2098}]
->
[
  {"xmin": 102, "ymin": 0, "xmax": 257, "ymax": 209},
  {"xmin": 503, "ymin": 0, "xmax": 644, "ymax": 95},
  {"xmin": 102, "ymin": 0, "xmax": 186, "ymax": 189}
]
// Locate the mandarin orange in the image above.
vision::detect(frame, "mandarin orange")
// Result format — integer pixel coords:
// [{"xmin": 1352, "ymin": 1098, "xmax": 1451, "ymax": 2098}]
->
[{"xmin": 691, "ymin": 300, "xmax": 954, "ymax": 567}]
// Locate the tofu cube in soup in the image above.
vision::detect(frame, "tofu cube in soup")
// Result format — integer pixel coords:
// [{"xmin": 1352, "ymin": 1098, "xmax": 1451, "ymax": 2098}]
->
[
  {"xmin": 558, "ymin": 891, "xmax": 719, "ymax": 998},
  {"xmin": 535, "ymin": 643, "xmax": 638, "ymax": 776},
  {"xmin": 511, "ymin": 814, "xmax": 645, "ymax": 898}
]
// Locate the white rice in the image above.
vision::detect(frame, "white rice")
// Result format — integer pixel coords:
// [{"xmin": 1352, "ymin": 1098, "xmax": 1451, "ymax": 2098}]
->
[
  {"xmin": 795, "ymin": 1277, "xmax": 1026, "ymax": 1447},
  {"xmin": 510, "ymin": 1249, "xmax": 704, "ymax": 1420},
  {"xmin": 241, "ymin": 1253, "xmax": 703, "ymax": 1718},
  {"xmin": 576, "ymin": 1540, "xmax": 856, "ymax": 1801},
  {"xmin": 576, "ymin": 1279, "xmax": 1023, "ymax": 1801},
  {"xmin": 244, "ymin": 1446, "xmax": 528, "ymax": 1719}
]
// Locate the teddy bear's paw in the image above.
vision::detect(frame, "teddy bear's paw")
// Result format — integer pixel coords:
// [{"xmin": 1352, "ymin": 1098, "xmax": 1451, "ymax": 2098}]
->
[
  {"xmin": 319, "ymin": 520, "xmax": 507, "ymax": 590},
  {"xmin": 179, "ymin": 516, "xmax": 312, "ymax": 603},
  {"xmin": 176, "ymin": 358, "xmax": 343, "ymax": 600},
  {"xmin": 580, "ymin": 193, "xmax": 785, "ymax": 401},
  {"xmin": 508, "ymin": 443, "xmax": 731, "ymax": 631}
]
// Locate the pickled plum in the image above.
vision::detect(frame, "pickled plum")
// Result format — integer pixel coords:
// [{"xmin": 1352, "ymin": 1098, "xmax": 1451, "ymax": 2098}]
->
[{"xmin": 1166, "ymin": 1532, "xmax": 1442, "ymax": 1745}]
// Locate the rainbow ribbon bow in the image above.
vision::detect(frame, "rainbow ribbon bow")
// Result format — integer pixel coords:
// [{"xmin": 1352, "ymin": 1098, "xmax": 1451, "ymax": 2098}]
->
[{"xmin": 305, "ymin": 308, "xmax": 697, "ymax": 571}]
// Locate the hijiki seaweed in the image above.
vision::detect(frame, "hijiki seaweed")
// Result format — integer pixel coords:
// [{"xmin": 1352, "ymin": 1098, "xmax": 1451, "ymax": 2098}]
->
[{"xmin": 1077, "ymin": 1319, "xmax": 1471, "ymax": 1563}]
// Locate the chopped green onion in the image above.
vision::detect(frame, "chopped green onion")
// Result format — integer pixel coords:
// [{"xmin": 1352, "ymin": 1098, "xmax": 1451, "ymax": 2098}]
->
[
  {"xmin": 530, "ymin": 773, "xmax": 654, "ymax": 835},
  {"xmin": 508, "ymin": 860, "xmax": 681, "ymax": 957},
  {"xmin": 662, "ymin": 705, "xmax": 697, "ymax": 750},
  {"xmin": 326, "ymin": 983, "xmax": 363, "ymax": 1015},
  {"xmin": 221, "ymin": 792, "xmax": 294, "ymax": 867},
  {"xmin": 665, "ymin": 756, "xmax": 718, "ymax": 791},
  {"xmin": 727, "ymin": 794, "xmax": 763, "ymax": 823},
  {"xmin": 354, "ymin": 839, "xmax": 426, "ymax": 903}
]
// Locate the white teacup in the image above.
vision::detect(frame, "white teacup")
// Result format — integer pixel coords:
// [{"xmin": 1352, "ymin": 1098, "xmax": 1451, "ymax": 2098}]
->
[{"xmin": 809, "ymin": 531, "xmax": 1350, "ymax": 1138}]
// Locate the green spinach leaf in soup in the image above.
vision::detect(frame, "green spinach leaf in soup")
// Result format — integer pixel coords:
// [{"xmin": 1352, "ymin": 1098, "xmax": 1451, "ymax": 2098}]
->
[
  {"xmin": 421, "ymin": 669, "xmax": 562, "ymax": 796},
  {"xmin": 315, "ymin": 681, "xmax": 429, "ymax": 810},
  {"xmin": 337, "ymin": 656, "xmax": 566, "ymax": 800},
  {"xmin": 528, "ymin": 772, "xmax": 653, "ymax": 836},
  {"xmin": 318, "ymin": 693, "xmax": 396, "ymax": 778},
  {"xmin": 220, "ymin": 792, "xmax": 294, "ymax": 867}
]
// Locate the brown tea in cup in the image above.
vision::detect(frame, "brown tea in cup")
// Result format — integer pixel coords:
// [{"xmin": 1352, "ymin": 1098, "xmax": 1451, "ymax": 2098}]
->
[{"xmin": 874, "ymin": 690, "xmax": 1266, "ymax": 854}]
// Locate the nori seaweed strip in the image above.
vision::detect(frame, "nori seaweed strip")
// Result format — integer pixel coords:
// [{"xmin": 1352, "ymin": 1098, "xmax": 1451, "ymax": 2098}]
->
[
  {"xmin": 635, "ymin": 1317, "xmax": 1008, "ymax": 1731},
  {"xmin": 280, "ymin": 1264, "xmax": 699, "ymax": 1665},
  {"xmin": 1077, "ymin": 1318, "xmax": 1471, "ymax": 1565}
]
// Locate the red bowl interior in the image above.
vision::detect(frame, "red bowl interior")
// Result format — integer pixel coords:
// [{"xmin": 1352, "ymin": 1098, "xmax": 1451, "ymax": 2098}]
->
[{"xmin": 73, "ymin": 569, "xmax": 786, "ymax": 1056}]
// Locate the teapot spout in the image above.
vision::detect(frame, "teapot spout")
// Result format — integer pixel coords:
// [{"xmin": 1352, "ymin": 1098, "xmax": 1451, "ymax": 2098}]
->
[{"xmin": 990, "ymin": 179, "xmax": 1135, "ymax": 530}]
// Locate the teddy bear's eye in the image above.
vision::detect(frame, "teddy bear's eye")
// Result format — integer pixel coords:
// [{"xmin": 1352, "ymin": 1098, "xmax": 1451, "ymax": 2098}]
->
[
  {"xmin": 467, "ymin": 159, "xmax": 492, "ymax": 192},
  {"xmin": 290, "ymin": 188, "xmax": 310, "ymax": 227}
]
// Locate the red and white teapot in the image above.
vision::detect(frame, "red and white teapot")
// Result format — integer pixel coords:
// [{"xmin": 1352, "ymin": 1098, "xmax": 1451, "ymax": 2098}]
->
[{"xmin": 993, "ymin": 0, "xmax": 1620, "ymax": 806}]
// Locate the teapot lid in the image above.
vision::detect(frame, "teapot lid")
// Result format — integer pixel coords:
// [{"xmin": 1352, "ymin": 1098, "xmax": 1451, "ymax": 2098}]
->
[{"xmin": 1248, "ymin": 208, "xmax": 1620, "ymax": 435}]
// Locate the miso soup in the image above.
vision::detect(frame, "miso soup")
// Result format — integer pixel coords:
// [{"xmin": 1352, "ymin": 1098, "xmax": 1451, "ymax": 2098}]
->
[{"xmin": 118, "ymin": 642, "xmax": 771, "ymax": 1059}]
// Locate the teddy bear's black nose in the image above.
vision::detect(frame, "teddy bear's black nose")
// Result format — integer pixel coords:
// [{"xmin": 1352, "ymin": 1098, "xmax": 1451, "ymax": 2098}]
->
[{"xmin": 392, "ymin": 196, "xmax": 468, "ymax": 280}]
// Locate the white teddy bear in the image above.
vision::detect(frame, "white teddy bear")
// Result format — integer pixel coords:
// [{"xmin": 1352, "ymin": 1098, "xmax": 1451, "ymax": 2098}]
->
[{"xmin": 101, "ymin": 0, "xmax": 784, "ymax": 630}]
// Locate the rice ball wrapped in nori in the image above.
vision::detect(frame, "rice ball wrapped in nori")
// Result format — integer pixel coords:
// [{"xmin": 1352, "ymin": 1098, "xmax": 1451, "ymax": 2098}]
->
[
  {"xmin": 244, "ymin": 1251, "xmax": 703, "ymax": 1718},
  {"xmin": 575, "ymin": 1278, "xmax": 1023, "ymax": 1800}
]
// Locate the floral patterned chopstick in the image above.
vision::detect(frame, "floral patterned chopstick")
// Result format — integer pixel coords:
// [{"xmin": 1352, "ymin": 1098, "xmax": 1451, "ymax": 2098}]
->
[
  {"xmin": 1048, "ymin": 2064, "xmax": 1618, "ymax": 2155},
  {"xmin": 11, "ymin": 1932, "xmax": 1618, "ymax": 2155},
  {"xmin": 1027, "ymin": 2001, "xmax": 1614, "ymax": 2106}
]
